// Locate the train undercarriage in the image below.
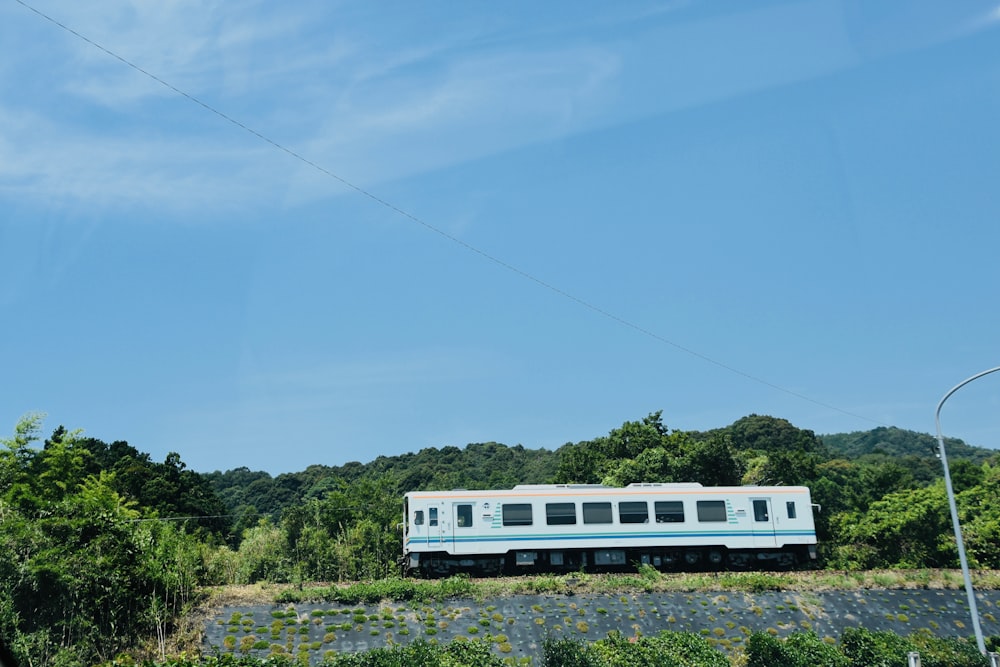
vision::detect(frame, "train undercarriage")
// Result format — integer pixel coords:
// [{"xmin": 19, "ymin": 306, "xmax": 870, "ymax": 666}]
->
[{"xmin": 405, "ymin": 544, "xmax": 812, "ymax": 578}]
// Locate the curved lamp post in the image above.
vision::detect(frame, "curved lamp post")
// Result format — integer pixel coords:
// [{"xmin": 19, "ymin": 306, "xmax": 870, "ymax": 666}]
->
[{"xmin": 934, "ymin": 365, "xmax": 1000, "ymax": 655}]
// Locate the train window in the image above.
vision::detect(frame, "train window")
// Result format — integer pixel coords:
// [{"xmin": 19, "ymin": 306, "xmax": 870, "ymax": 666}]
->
[
  {"xmin": 786, "ymin": 501, "xmax": 797, "ymax": 519},
  {"xmin": 582, "ymin": 502, "xmax": 612, "ymax": 524},
  {"xmin": 502, "ymin": 503, "xmax": 533, "ymax": 526},
  {"xmin": 654, "ymin": 501, "xmax": 685, "ymax": 523},
  {"xmin": 696, "ymin": 500, "xmax": 727, "ymax": 522},
  {"xmin": 546, "ymin": 502, "xmax": 576, "ymax": 525},
  {"xmin": 752, "ymin": 500, "xmax": 769, "ymax": 522},
  {"xmin": 619, "ymin": 501, "xmax": 648, "ymax": 524},
  {"xmin": 414, "ymin": 510, "xmax": 424, "ymax": 526},
  {"xmin": 456, "ymin": 504, "xmax": 473, "ymax": 527},
  {"xmin": 429, "ymin": 507, "xmax": 438, "ymax": 526}
]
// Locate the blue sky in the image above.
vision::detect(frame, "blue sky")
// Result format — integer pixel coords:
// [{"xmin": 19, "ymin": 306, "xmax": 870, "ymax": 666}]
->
[{"xmin": 2, "ymin": 0, "xmax": 999, "ymax": 474}]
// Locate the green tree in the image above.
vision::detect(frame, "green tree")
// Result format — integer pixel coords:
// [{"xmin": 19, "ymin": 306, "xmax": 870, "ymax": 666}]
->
[
  {"xmin": 829, "ymin": 481, "xmax": 955, "ymax": 569},
  {"xmin": 4, "ymin": 472, "xmax": 148, "ymax": 663},
  {"xmin": 674, "ymin": 435, "xmax": 742, "ymax": 486},
  {"xmin": 0, "ymin": 416, "xmax": 219, "ymax": 667},
  {"xmin": 36, "ymin": 428, "xmax": 92, "ymax": 501},
  {"xmin": 601, "ymin": 446, "xmax": 673, "ymax": 487},
  {"xmin": 278, "ymin": 476, "xmax": 402, "ymax": 583},
  {"xmin": 718, "ymin": 414, "xmax": 825, "ymax": 454},
  {"xmin": 0, "ymin": 413, "xmax": 45, "ymax": 510},
  {"xmin": 556, "ymin": 412, "xmax": 694, "ymax": 485},
  {"xmin": 554, "ymin": 442, "xmax": 603, "ymax": 484},
  {"xmin": 957, "ymin": 462, "xmax": 1000, "ymax": 569}
]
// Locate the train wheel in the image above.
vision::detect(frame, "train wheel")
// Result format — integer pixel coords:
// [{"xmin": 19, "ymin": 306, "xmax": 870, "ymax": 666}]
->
[
  {"xmin": 707, "ymin": 550, "xmax": 724, "ymax": 567},
  {"xmin": 776, "ymin": 552, "xmax": 797, "ymax": 569},
  {"xmin": 727, "ymin": 552, "xmax": 751, "ymax": 569}
]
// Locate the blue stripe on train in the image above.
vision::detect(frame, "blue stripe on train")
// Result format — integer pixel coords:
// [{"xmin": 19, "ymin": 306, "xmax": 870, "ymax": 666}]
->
[{"xmin": 406, "ymin": 530, "xmax": 816, "ymax": 547}]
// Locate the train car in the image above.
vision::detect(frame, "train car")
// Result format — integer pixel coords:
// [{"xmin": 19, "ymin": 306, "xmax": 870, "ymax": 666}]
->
[{"xmin": 402, "ymin": 483, "xmax": 817, "ymax": 577}]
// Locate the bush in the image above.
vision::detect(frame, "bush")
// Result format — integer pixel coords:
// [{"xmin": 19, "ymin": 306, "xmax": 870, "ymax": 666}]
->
[
  {"xmin": 784, "ymin": 631, "xmax": 848, "ymax": 667},
  {"xmin": 315, "ymin": 638, "xmax": 503, "ymax": 666},
  {"xmin": 838, "ymin": 628, "xmax": 994, "ymax": 667},
  {"xmin": 576, "ymin": 631, "xmax": 727, "ymax": 667},
  {"xmin": 747, "ymin": 631, "xmax": 847, "ymax": 667},
  {"xmin": 746, "ymin": 632, "xmax": 786, "ymax": 667},
  {"xmin": 841, "ymin": 627, "xmax": 917, "ymax": 667},
  {"xmin": 642, "ymin": 631, "xmax": 729, "ymax": 666},
  {"xmin": 909, "ymin": 633, "xmax": 994, "ymax": 667},
  {"xmin": 541, "ymin": 637, "xmax": 602, "ymax": 667}
]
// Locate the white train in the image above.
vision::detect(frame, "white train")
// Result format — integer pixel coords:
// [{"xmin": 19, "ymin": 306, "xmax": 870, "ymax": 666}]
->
[{"xmin": 402, "ymin": 483, "xmax": 818, "ymax": 576}]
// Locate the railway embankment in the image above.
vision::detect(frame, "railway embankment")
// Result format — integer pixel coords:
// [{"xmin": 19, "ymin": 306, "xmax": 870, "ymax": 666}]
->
[{"xmin": 199, "ymin": 571, "xmax": 1000, "ymax": 662}]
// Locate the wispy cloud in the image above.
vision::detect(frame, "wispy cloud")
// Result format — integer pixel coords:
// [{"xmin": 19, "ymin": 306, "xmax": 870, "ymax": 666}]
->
[
  {"xmin": 14, "ymin": 0, "xmax": 988, "ymax": 218},
  {"xmin": 294, "ymin": 46, "xmax": 621, "ymax": 191},
  {"xmin": 0, "ymin": 105, "xmax": 277, "ymax": 213},
  {"xmin": 1, "ymin": 1, "xmax": 625, "ymax": 215}
]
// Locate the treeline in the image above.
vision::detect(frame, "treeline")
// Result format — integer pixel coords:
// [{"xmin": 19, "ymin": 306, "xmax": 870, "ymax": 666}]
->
[
  {"xmin": 2, "ymin": 411, "xmax": 1000, "ymax": 666},
  {"xmin": 205, "ymin": 411, "xmax": 1000, "ymax": 575},
  {"xmin": 544, "ymin": 412, "xmax": 1000, "ymax": 569},
  {"xmin": 203, "ymin": 442, "xmax": 558, "ymax": 536}
]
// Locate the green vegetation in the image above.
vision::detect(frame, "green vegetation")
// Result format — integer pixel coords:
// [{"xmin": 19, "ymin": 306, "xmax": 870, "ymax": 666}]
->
[
  {"xmin": 269, "ymin": 570, "xmax": 1000, "ymax": 607},
  {"xmin": 3, "ymin": 411, "xmax": 1000, "ymax": 666},
  {"xmin": 202, "ymin": 411, "xmax": 1000, "ymax": 578},
  {"xmin": 0, "ymin": 414, "xmax": 227, "ymax": 666},
  {"xmin": 95, "ymin": 630, "xmax": 1000, "ymax": 665}
]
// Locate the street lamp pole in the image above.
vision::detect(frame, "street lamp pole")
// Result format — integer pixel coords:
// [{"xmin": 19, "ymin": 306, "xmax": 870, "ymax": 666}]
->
[{"xmin": 934, "ymin": 365, "xmax": 1000, "ymax": 656}]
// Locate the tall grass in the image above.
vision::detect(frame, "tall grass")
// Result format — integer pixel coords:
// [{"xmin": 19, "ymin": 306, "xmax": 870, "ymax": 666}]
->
[
  {"xmin": 276, "ymin": 575, "xmax": 476, "ymax": 605},
  {"xmin": 271, "ymin": 569, "xmax": 1000, "ymax": 605}
]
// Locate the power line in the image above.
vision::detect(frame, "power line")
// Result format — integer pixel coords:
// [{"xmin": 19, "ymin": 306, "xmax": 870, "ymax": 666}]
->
[
  {"xmin": 13, "ymin": 0, "xmax": 885, "ymax": 427},
  {"xmin": 127, "ymin": 513, "xmax": 259, "ymax": 524},
  {"xmin": 126, "ymin": 506, "xmax": 376, "ymax": 523}
]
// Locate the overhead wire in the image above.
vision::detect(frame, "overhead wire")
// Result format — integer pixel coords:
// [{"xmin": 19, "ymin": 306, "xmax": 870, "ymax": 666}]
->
[
  {"xmin": 125, "ymin": 507, "xmax": 372, "ymax": 523},
  {"xmin": 12, "ymin": 0, "xmax": 885, "ymax": 427}
]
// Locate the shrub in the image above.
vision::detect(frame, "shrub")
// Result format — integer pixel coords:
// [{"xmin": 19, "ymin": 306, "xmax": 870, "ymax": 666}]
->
[
  {"xmin": 238, "ymin": 635, "xmax": 257, "ymax": 653},
  {"xmin": 314, "ymin": 638, "xmax": 503, "ymax": 667},
  {"xmin": 841, "ymin": 627, "xmax": 916, "ymax": 667},
  {"xmin": 746, "ymin": 631, "xmax": 785, "ymax": 667},
  {"xmin": 783, "ymin": 631, "xmax": 848, "ymax": 667},
  {"xmin": 587, "ymin": 630, "xmax": 728, "ymax": 667},
  {"xmin": 909, "ymin": 633, "xmax": 995, "ymax": 667},
  {"xmin": 541, "ymin": 637, "xmax": 602, "ymax": 667}
]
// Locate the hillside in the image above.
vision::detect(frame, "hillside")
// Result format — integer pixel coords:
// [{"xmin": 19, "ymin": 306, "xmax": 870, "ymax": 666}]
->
[
  {"xmin": 205, "ymin": 417, "xmax": 999, "ymax": 524},
  {"xmin": 204, "ymin": 441, "xmax": 560, "ymax": 531},
  {"xmin": 821, "ymin": 425, "xmax": 995, "ymax": 463}
]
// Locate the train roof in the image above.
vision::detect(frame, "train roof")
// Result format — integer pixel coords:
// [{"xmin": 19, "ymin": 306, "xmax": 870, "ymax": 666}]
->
[
  {"xmin": 404, "ymin": 484, "xmax": 811, "ymax": 499},
  {"xmin": 512, "ymin": 483, "xmax": 703, "ymax": 490}
]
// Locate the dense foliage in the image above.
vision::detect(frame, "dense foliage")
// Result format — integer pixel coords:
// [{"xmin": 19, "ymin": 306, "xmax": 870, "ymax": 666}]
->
[
  {"xmin": 822, "ymin": 426, "xmax": 993, "ymax": 464},
  {"xmin": 201, "ymin": 411, "xmax": 1000, "ymax": 580},
  {"xmin": 3, "ymin": 410, "xmax": 1000, "ymax": 666},
  {"xmin": 204, "ymin": 442, "xmax": 558, "ymax": 535},
  {"xmin": 100, "ymin": 630, "xmax": 994, "ymax": 667},
  {"xmin": 746, "ymin": 628, "xmax": 993, "ymax": 667},
  {"xmin": 0, "ymin": 415, "xmax": 212, "ymax": 666}
]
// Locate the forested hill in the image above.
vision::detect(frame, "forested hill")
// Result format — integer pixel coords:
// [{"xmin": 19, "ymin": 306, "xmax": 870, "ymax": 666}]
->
[
  {"xmin": 204, "ymin": 441, "xmax": 560, "ymax": 534},
  {"xmin": 206, "ymin": 413, "xmax": 997, "ymax": 528},
  {"xmin": 821, "ymin": 425, "xmax": 994, "ymax": 462}
]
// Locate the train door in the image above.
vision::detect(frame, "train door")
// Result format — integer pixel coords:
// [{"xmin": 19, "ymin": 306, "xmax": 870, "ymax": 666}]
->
[
  {"xmin": 451, "ymin": 503, "xmax": 474, "ymax": 554},
  {"xmin": 403, "ymin": 497, "xmax": 416, "ymax": 547},
  {"xmin": 750, "ymin": 498, "xmax": 777, "ymax": 548},
  {"xmin": 428, "ymin": 505, "xmax": 447, "ymax": 547}
]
